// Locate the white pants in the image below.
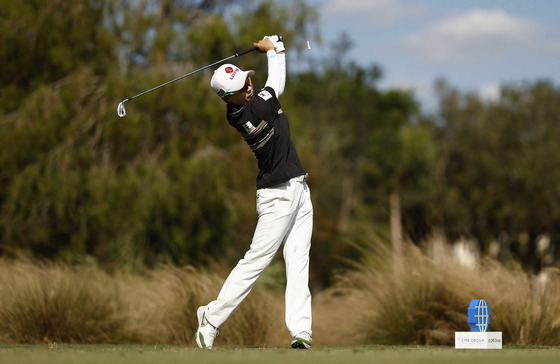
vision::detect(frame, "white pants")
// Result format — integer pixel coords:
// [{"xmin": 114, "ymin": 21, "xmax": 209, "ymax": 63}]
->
[{"xmin": 205, "ymin": 176, "xmax": 313, "ymax": 337}]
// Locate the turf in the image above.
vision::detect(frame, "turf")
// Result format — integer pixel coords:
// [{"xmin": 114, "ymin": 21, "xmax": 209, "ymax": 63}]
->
[{"xmin": 0, "ymin": 345, "xmax": 559, "ymax": 364}]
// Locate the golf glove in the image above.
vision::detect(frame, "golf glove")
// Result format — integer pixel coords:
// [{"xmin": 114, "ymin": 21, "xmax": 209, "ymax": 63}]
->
[{"xmin": 264, "ymin": 35, "xmax": 285, "ymax": 53}]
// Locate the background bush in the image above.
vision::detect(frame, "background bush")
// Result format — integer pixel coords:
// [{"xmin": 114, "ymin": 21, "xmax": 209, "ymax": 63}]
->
[
  {"xmin": 0, "ymin": 259, "xmax": 126, "ymax": 343},
  {"xmin": 313, "ymin": 239, "xmax": 560, "ymax": 346},
  {"xmin": 0, "ymin": 258, "xmax": 284, "ymax": 345},
  {"xmin": 1, "ymin": 243, "xmax": 559, "ymax": 346}
]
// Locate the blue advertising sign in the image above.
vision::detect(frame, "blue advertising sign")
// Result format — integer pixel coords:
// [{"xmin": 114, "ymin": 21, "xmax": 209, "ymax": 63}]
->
[{"xmin": 468, "ymin": 299, "xmax": 490, "ymax": 332}]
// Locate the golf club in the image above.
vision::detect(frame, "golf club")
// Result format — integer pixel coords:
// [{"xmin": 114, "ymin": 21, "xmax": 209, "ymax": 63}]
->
[{"xmin": 117, "ymin": 46, "xmax": 258, "ymax": 117}]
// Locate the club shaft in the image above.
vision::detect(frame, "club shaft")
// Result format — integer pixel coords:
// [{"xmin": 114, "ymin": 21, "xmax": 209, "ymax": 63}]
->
[{"xmin": 122, "ymin": 47, "xmax": 258, "ymax": 103}]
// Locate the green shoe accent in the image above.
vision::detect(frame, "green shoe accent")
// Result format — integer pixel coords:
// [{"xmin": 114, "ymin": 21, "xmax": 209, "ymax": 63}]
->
[
  {"xmin": 201, "ymin": 312, "xmax": 209, "ymax": 327},
  {"xmin": 291, "ymin": 338, "xmax": 311, "ymax": 349},
  {"xmin": 198, "ymin": 332, "xmax": 206, "ymax": 348}
]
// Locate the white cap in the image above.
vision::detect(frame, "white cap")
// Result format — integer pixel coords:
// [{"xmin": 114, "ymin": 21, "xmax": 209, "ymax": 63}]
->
[{"xmin": 211, "ymin": 63, "xmax": 254, "ymax": 97}]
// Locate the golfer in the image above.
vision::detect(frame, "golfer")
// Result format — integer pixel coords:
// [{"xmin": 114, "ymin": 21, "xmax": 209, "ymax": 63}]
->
[{"xmin": 195, "ymin": 36, "xmax": 313, "ymax": 349}]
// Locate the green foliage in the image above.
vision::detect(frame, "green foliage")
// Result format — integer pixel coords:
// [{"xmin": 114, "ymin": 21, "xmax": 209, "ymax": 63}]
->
[
  {"xmin": 282, "ymin": 57, "xmax": 425, "ymax": 283},
  {"xmin": 0, "ymin": 0, "xmax": 116, "ymax": 111},
  {"xmin": 428, "ymin": 80, "xmax": 560, "ymax": 270},
  {"xmin": 0, "ymin": 0, "xmax": 318, "ymax": 272},
  {"xmin": 2, "ymin": 0, "xmax": 559, "ymax": 285}
]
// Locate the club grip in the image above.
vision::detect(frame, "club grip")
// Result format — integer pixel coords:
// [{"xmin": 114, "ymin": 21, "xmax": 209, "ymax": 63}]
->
[{"xmin": 235, "ymin": 46, "xmax": 258, "ymax": 57}]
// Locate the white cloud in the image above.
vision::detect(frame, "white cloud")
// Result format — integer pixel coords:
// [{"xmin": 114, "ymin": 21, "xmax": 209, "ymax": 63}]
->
[
  {"xmin": 405, "ymin": 9, "xmax": 544, "ymax": 63},
  {"xmin": 324, "ymin": 0, "xmax": 425, "ymax": 24},
  {"xmin": 478, "ymin": 82, "xmax": 501, "ymax": 102}
]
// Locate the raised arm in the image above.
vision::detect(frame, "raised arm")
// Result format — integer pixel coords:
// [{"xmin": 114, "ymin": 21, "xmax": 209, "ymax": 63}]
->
[{"xmin": 253, "ymin": 36, "xmax": 286, "ymax": 97}]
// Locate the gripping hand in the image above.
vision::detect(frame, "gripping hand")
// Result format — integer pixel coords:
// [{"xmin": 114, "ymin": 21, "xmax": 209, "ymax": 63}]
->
[{"xmin": 264, "ymin": 35, "xmax": 285, "ymax": 53}]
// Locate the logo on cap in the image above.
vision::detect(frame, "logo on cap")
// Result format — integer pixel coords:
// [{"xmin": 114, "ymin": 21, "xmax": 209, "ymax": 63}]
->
[{"xmin": 225, "ymin": 67, "xmax": 233, "ymax": 73}]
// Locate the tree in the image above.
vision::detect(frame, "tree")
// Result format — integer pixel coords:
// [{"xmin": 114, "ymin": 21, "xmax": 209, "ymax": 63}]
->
[
  {"xmin": 0, "ymin": 0, "xmax": 116, "ymax": 112},
  {"xmin": 427, "ymin": 79, "xmax": 560, "ymax": 271},
  {"xmin": 0, "ymin": 0, "xmax": 319, "ymax": 271}
]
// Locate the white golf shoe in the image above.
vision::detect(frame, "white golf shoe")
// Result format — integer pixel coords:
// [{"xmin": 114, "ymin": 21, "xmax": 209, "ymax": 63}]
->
[
  {"xmin": 195, "ymin": 306, "xmax": 219, "ymax": 349},
  {"xmin": 291, "ymin": 331, "xmax": 312, "ymax": 349}
]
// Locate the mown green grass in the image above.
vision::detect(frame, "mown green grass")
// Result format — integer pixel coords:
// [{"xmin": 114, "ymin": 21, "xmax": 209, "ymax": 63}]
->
[{"xmin": 0, "ymin": 345, "xmax": 558, "ymax": 364}]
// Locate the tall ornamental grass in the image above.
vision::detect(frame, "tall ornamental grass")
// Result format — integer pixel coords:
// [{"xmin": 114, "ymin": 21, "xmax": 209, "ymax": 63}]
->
[
  {"xmin": 0, "ymin": 259, "xmax": 125, "ymax": 343},
  {"xmin": 119, "ymin": 264, "xmax": 284, "ymax": 345},
  {"xmin": 314, "ymin": 242, "xmax": 560, "ymax": 346},
  {"xmin": 0, "ymin": 259, "xmax": 284, "ymax": 345},
  {"xmin": 1, "ymin": 244, "xmax": 559, "ymax": 346}
]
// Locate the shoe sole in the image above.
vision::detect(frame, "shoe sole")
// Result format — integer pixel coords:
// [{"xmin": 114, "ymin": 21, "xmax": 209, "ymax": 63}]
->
[
  {"xmin": 291, "ymin": 338, "xmax": 311, "ymax": 349},
  {"xmin": 195, "ymin": 306, "xmax": 210, "ymax": 348}
]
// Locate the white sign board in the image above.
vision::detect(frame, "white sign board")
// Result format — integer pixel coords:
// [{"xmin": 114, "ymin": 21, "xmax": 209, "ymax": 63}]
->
[{"xmin": 455, "ymin": 332, "xmax": 502, "ymax": 349}]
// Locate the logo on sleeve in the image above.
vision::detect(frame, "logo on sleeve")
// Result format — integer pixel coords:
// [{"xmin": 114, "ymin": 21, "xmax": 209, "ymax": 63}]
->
[{"xmin": 258, "ymin": 90, "xmax": 272, "ymax": 101}]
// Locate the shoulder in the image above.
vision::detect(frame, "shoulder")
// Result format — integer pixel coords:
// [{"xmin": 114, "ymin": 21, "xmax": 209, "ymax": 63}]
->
[
  {"xmin": 255, "ymin": 87, "xmax": 276, "ymax": 102},
  {"xmin": 251, "ymin": 86, "xmax": 277, "ymax": 110}
]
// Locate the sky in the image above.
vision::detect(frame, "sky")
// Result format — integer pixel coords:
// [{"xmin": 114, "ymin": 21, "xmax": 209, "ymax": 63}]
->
[{"xmin": 306, "ymin": 0, "xmax": 560, "ymax": 112}]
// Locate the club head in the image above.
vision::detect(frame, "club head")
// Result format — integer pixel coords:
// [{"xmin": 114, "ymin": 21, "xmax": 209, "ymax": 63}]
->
[{"xmin": 117, "ymin": 101, "xmax": 126, "ymax": 117}]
